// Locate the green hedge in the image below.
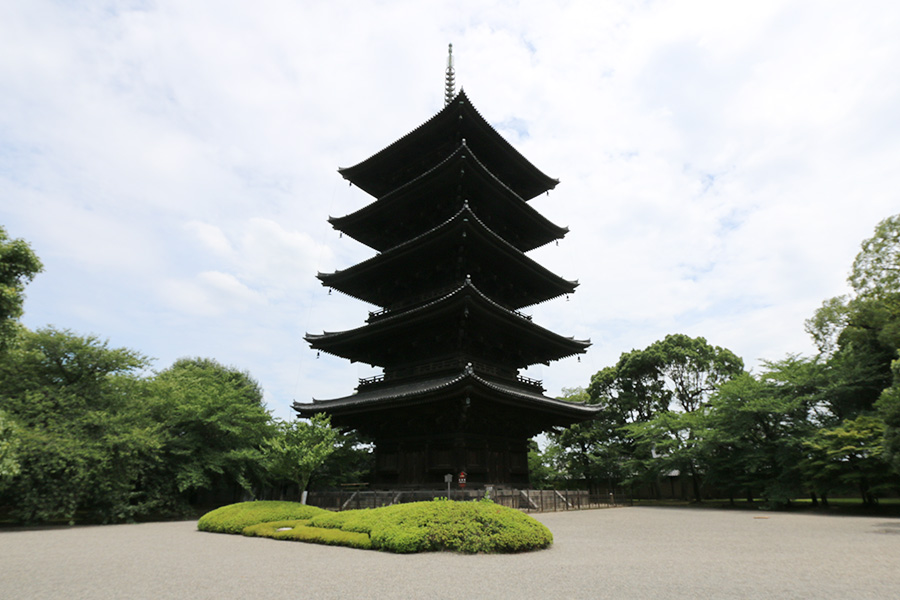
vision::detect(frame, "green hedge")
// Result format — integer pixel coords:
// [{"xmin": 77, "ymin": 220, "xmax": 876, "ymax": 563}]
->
[
  {"xmin": 197, "ymin": 501, "xmax": 327, "ymax": 534},
  {"xmin": 199, "ymin": 498, "xmax": 553, "ymax": 554},
  {"xmin": 359, "ymin": 499, "xmax": 553, "ymax": 553}
]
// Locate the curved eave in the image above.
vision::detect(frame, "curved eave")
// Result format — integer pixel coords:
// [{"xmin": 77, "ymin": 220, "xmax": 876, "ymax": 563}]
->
[
  {"xmin": 330, "ymin": 142, "xmax": 568, "ymax": 253},
  {"xmin": 319, "ymin": 205, "xmax": 578, "ymax": 308},
  {"xmin": 305, "ymin": 280, "xmax": 590, "ymax": 366},
  {"xmin": 338, "ymin": 90, "xmax": 558, "ymax": 201},
  {"xmin": 293, "ymin": 370, "xmax": 599, "ymax": 422}
]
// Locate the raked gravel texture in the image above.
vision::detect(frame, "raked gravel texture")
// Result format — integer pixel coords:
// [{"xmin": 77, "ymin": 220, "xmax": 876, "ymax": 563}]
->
[{"xmin": 2, "ymin": 506, "xmax": 900, "ymax": 599}]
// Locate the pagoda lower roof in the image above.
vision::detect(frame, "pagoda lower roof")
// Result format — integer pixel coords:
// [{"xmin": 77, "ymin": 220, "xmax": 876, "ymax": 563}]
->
[
  {"xmin": 319, "ymin": 205, "xmax": 578, "ymax": 310},
  {"xmin": 338, "ymin": 90, "xmax": 558, "ymax": 201},
  {"xmin": 293, "ymin": 368, "xmax": 599, "ymax": 436},
  {"xmin": 306, "ymin": 279, "xmax": 590, "ymax": 370},
  {"xmin": 330, "ymin": 142, "xmax": 568, "ymax": 253}
]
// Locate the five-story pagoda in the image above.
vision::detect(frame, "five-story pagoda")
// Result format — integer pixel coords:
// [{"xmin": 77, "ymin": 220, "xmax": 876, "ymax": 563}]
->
[{"xmin": 295, "ymin": 49, "xmax": 597, "ymax": 488}]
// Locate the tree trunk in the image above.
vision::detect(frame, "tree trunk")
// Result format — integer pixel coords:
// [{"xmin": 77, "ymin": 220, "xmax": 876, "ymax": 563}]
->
[{"xmin": 689, "ymin": 464, "xmax": 702, "ymax": 503}]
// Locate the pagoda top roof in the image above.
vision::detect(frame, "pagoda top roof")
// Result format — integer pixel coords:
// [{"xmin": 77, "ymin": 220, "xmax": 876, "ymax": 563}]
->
[
  {"xmin": 294, "ymin": 366, "xmax": 599, "ymax": 424},
  {"xmin": 338, "ymin": 89, "xmax": 559, "ymax": 201},
  {"xmin": 330, "ymin": 141, "xmax": 568, "ymax": 253}
]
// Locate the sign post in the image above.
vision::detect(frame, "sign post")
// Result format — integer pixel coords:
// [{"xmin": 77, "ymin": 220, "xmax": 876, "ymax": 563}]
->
[
  {"xmin": 444, "ymin": 473, "xmax": 452, "ymax": 497},
  {"xmin": 458, "ymin": 471, "xmax": 467, "ymax": 490}
]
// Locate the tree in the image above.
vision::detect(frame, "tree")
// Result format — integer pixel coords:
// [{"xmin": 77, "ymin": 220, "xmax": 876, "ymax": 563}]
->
[
  {"xmin": 798, "ymin": 214, "xmax": 900, "ymax": 502},
  {"xmin": 307, "ymin": 429, "xmax": 373, "ymax": 490},
  {"xmin": 805, "ymin": 295, "xmax": 851, "ymax": 357},
  {"xmin": 849, "ymin": 213, "xmax": 900, "ymax": 298},
  {"xmin": 802, "ymin": 415, "xmax": 891, "ymax": 505},
  {"xmin": 265, "ymin": 414, "xmax": 338, "ymax": 500},
  {"xmin": 700, "ymin": 360, "xmax": 821, "ymax": 506},
  {"xmin": 145, "ymin": 358, "xmax": 273, "ymax": 509},
  {"xmin": 0, "ymin": 227, "xmax": 43, "ymax": 354},
  {"xmin": 822, "ymin": 295, "xmax": 900, "ymax": 420},
  {"xmin": 876, "ymin": 356, "xmax": 900, "ymax": 476},
  {"xmin": 547, "ymin": 386, "xmax": 634, "ymax": 492},
  {"xmin": 808, "ymin": 214, "xmax": 900, "ymax": 421},
  {"xmin": 0, "ymin": 327, "xmax": 156, "ymax": 523},
  {"xmin": 618, "ymin": 334, "xmax": 743, "ymax": 501},
  {"xmin": 527, "ymin": 439, "xmax": 562, "ymax": 490},
  {"xmin": 0, "ymin": 410, "xmax": 21, "ymax": 481},
  {"xmin": 553, "ymin": 335, "xmax": 743, "ymax": 501}
]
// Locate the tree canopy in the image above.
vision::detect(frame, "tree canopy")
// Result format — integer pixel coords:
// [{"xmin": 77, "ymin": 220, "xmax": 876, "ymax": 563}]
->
[
  {"xmin": 849, "ymin": 214, "xmax": 900, "ymax": 298},
  {"xmin": 0, "ymin": 226, "xmax": 42, "ymax": 354}
]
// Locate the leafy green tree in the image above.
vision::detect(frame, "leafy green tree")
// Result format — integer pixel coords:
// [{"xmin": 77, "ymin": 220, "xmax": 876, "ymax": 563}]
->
[
  {"xmin": 547, "ymin": 386, "xmax": 633, "ymax": 492},
  {"xmin": 876, "ymin": 356, "xmax": 900, "ymax": 476},
  {"xmin": 145, "ymin": 358, "xmax": 273, "ymax": 510},
  {"xmin": 802, "ymin": 415, "xmax": 892, "ymax": 505},
  {"xmin": 805, "ymin": 295, "xmax": 851, "ymax": 357},
  {"xmin": 0, "ymin": 327, "xmax": 156, "ymax": 523},
  {"xmin": 0, "ymin": 410, "xmax": 21, "ymax": 481},
  {"xmin": 849, "ymin": 214, "xmax": 900, "ymax": 298},
  {"xmin": 818, "ymin": 296, "xmax": 900, "ymax": 420},
  {"xmin": 700, "ymin": 360, "xmax": 821, "ymax": 506},
  {"xmin": 307, "ymin": 430, "xmax": 373, "ymax": 490},
  {"xmin": 527, "ymin": 439, "xmax": 561, "ymax": 490},
  {"xmin": 617, "ymin": 334, "xmax": 744, "ymax": 501},
  {"xmin": 0, "ymin": 226, "xmax": 42, "ymax": 354},
  {"xmin": 795, "ymin": 215, "xmax": 900, "ymax": 502},
  {"xmin": 551, "ymin": 336, "xmax": 743, "ymax": 500},
  {"xmin": 808, "ymin": 214, "xmax": 900, "ymax": 421},
  {"xmin": 265, "ymin": 414, "xmax": 338, "ymax": 500}
]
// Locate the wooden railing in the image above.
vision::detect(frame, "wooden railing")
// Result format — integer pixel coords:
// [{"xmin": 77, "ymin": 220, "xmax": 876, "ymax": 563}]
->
[{"xmin": 305, "ymin": 488, "xmax": 631, "ymax": 512}]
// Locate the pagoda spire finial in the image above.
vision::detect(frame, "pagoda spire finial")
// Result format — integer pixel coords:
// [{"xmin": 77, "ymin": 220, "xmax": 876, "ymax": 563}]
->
[{"xmin": 444, "ymin": 43, "xmax": 456, "ymax": 106}]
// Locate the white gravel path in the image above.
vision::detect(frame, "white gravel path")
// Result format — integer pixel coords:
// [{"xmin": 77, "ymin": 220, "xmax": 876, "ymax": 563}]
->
[{"xmin": 2, "ymin": 506, "xmax": 899, "ymax": 599}]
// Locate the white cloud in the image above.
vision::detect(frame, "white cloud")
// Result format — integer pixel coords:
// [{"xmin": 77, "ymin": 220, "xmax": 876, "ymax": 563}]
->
[{"xmin": 161, "ymin": 271, "xmax": 265, "ymax": 317}]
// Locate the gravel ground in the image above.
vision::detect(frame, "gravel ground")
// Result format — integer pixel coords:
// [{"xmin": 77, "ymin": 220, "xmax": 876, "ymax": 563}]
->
[{"xmin": 2, "ymin": 506, "xmax": 900, "ymax": 599}]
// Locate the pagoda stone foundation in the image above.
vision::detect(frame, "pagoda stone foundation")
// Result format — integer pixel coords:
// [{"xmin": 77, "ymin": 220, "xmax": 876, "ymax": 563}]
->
[{"xmin": 295, "ymin": 77, "xmax": 598, "ymax": 489}]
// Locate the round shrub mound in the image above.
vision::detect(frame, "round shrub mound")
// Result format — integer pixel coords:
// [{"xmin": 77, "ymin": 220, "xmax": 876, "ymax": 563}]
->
[
  {"xmin": 311, "ymin": 499, "xmax": 553, "ymax": 553},
  {"xmin": 198, "ymin": 499, "xmax": 552, "ymax": 554},
  {"xmin": 197, "ymin": 501, "xmax": 327, "ymax": 534}
]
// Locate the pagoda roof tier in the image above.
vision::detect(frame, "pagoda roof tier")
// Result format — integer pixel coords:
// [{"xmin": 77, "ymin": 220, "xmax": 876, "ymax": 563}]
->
[
  {"xmin": 331, "ymin": 142, "xmax": 568, "ymax": 253},
  {"xmin": 293, "ymin": 367, "xmax": 598, "ymax": 439},
  {"xmin": 319, "ymin": 205, "xmax": 578, "ymax": 311},
  {"xmin": 306, "ymin": 279, "xmax": 590, "ymax": 370},
  {"xmin": 338, "ymin": 90, "xmax": 558, "ymax": 201}
]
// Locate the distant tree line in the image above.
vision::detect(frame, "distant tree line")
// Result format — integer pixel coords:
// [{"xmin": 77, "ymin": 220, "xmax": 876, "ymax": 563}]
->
[
  {"xmin": 534, "ymin": 214, "xmax": 900, "ymax": 506},
  {"xmin": 0, "ymin": 226, "xmax": 370, "ymax": 524}
]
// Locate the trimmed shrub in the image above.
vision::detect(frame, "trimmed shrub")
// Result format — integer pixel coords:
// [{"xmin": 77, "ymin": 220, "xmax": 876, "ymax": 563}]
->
[
  {"xmin": 274, "ymin": 524, "xmax": 372, "ymax": 549},
  {"xmin": 197, "ymin": 501, "xmax": 326, "ymax": 534},
  {"xmin": 309, "ymin": 509, "xmax": 375, "ymax": 534},
  {"xmin": 366, "ymin": 499, "xmax": 553, "ymax": 553},
  {"xmin": 197, "ymin": 499, "xmax": 552, "ymax": 553},
  {"xmin": 241, "ymin": 519, "xmax": 312, "ymax": 537},
  {"xmin": 241, "ymin": 519, "xmax": 372, "ymax": 549}
]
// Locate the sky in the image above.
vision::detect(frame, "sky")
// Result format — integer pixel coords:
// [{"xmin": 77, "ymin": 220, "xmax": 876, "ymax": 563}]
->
[{"xmin": 2, "ymin": 0, "xmax": 899, "ymax": 420}]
